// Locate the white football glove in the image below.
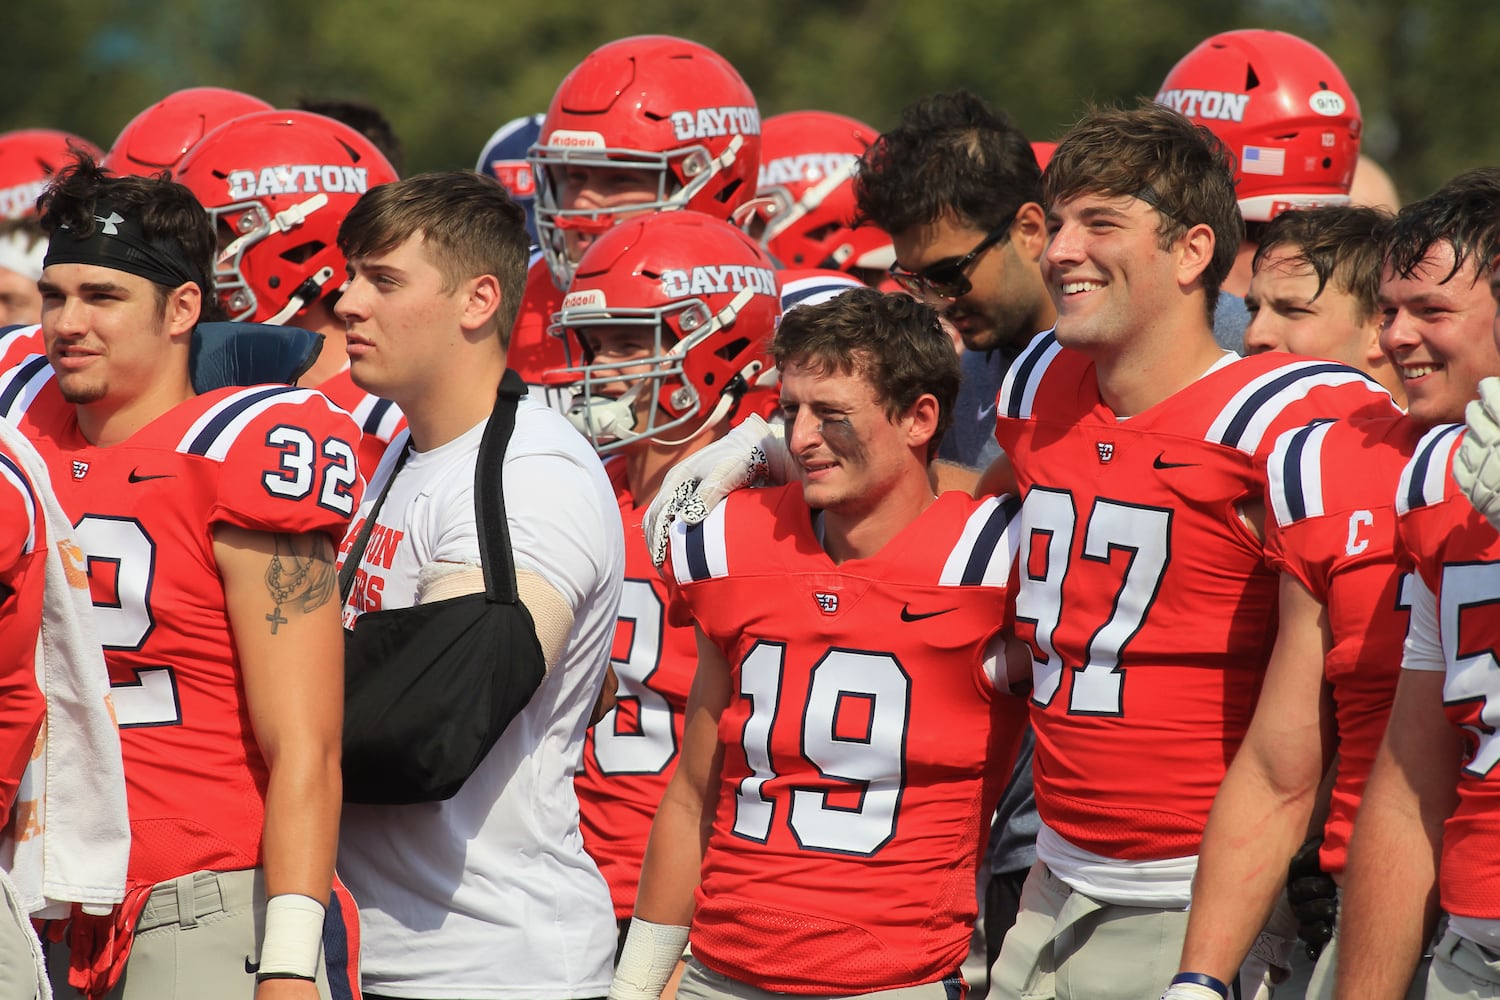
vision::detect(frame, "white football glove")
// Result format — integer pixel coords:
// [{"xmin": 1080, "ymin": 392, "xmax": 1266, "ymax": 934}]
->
[
  {"xmin": 1159, "ymin": 985, "xmax": 1227, "ymax": 1000},
  {"xmin": 643, "ymin": 413, "xmax": 796, "ymax": 567},
  {"xmin": 1455, "ymin": 377, "xmax": 1500, "ymax": 531}
]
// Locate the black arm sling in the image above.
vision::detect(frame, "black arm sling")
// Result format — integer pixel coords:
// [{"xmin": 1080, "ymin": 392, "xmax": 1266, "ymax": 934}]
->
[{"xmin": 336, "ymin": 370, "xmax": 547, "ymax": 804}]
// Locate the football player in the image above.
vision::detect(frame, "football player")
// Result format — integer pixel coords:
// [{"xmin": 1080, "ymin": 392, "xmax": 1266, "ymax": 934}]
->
[
  {"xmin": 1331, "ymin": 172, "xmax": 1500, "ymax": 999},
  {"xmin": 557, "ymin": 210, "xmax": 781, "ymax": 944},
  {"xmin": 742, "ymin": 110, "xmax": 893, "ymax": 284},
  {"xmin": 101, "ymin": 86, "xmax": 272, "ymax": 178},
  {"xmin": 3, "ymin": 156, "xmax": 360, "ymax": 1000},
  {"xmin": 175, "ymin": 110, "xmax": 404, "ymax": 473},
  {"xmin": 612, "ymin": 286, "xmax": 1029, "ymax": 999},
  {"xmin": 511, "ymin": 34, "xmax": 762, "ymax": 388},
  {"xmin": 331, "ymin": 171, "xmax": 625, "ymax": 1000},
  {"xmin": 1156, "ymin": 29, "xmax": 1364, "ymax": 349},
  {"xmin": 1242, "ymin": 204, "xmax": 1400, "ymax": 400},
  {"xmin": 0, "ymin": 429, "xmax": 52, "ymax": 999},
  {"xmin": 1175, "ymin": 171, "xmax": 1500, "ymax": 1000},
  {"xmin": 0, "ymin": 129, "xmax": 103, "ymax": 332},
  {"xmin": 475, "ymin": 112, "xmax": 545, "ymax": 247},
  {"xmin": 984, "ymin": 103, "xmax": 1396, "ymax": 1000}
]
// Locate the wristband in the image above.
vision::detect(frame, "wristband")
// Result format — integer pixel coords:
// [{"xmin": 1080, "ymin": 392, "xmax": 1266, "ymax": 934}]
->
[
  {"xmin": 258, "ymin": 893, "xmax": 325, "ymax": 979},
  {"xmin": 609, "ymin": 917, "xmax": 690, "ymax": 1000},
  {"xmin": 1167, "ymin": 972, "xmax": 1230, "ymax": 999}
]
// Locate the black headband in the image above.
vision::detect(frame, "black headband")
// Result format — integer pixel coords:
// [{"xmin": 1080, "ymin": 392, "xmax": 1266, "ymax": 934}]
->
[{"xmin": 43, "ymin": 203, "xmax": 203, "ymax": 291}]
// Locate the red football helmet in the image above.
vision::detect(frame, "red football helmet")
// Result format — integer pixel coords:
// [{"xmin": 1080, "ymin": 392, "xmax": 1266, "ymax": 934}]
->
[
  {"xmin": 175, "ymin": 110, "xmax": 399, "ymax": 324},
  {"xmin": 548, "ymin": 210, "xmax": 780, "ymax": 454},
  {"xmin": 103, "ymin": 87, "xmax": 273, "ymax": 178},
  {"xmin": 744, "ymin": 111, "xmax": 893, "ymax": 280},
  {"xmin": 530, "ymin": 35, "xmax": 762, "ymax": 289},
  {"xmin": 1157, "ymin": 30, "xmax": 1361, "ymax": 223},
  {"xmin": 0, "ymin": 129, "xmax": 103, "ymax": 219}
]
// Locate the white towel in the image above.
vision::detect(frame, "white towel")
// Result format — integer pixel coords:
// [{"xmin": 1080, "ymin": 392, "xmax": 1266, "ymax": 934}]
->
[{"xmin": 0, "ymin": 418, "xmax": 129, "ymax": 918}]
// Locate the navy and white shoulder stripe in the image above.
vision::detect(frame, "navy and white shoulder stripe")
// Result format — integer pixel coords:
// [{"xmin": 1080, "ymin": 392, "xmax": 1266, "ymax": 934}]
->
[
  {"xmin": 939, "ymin": 494, "xmax": 1023, "ymax": 588},
  {"xmin": 0, "ymin": 355, "xmax": 54, "ymax": 422},
  {"xmin": 669, "ymin": 498, "xmax": 732, "ymax": 585},
  {"xmin": 0, "ymin": 450, "xmax": 38, "ymax": 555},
  {"xmin": 1395, "ymin": 423, "xmax": 1464, "ymax": 517},
  {"xmin": 350, "ymin": 394, "xmax": 403, "ymax": 441},
  {"xmin": 0, "ymin": 323, "xmax": 40, "ymax": 354},
  {"xmin": 1206, "ymin": 359, "xmax": 1385, "ymax": 456},
  {"xmin": 997, "ymin": 330, "xmax": 1061, "ymax": 421},
  {"xmin": 176, "ymin": 386, "xmax": 332, "ymax": 460},
  {"xmin": 1266, "ymin": 420, "xmax": 1336, "ymax": 528}
]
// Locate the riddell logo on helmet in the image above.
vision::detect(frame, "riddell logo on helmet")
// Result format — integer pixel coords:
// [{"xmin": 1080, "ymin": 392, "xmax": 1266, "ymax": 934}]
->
[
  {"xmin": 670, "ymin": 106, "xmax": 761, "ymax": 142},
  {"xmin": 546, "ymin": 130, "xmax": 606, "ymax": 150},
  {"xmin": 1156, "ymin": 88, "xmax": 1250, "ymax": 123},
  {"xmin": 660, "ymin": 265, "xmax": 776, "ymax": 298},
  {"xmin": 225, "ymin": 165, "xmax": 372, "ymax": 200},
  {"xmin": 561, "ymin": 289, "xmax": 607, "ymax": 310},
  {"xmin": 0, "ymin": 179, "xmax": 48, "ymax": 219},
  {"xmin": 759, "ymin": 153, "xmax": 858, "ymax": 188}
]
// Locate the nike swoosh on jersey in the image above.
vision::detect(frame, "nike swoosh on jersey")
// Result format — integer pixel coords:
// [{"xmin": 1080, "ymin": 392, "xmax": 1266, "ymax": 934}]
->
[
  {"xmin": 976, "ymin": 400, "xmax": 998, "ymax": 422},
  {"xmin": 1152, "ymin": 454, "xmax": 1196, "ymax": 470},
  {"xmin": 900, "ymin": 605, "xmax": 957, "ymax": 622},
  {"xmin": 127, "ymin": 469, "xmax": 176, "ymax": 483},
  {"xmin": 244, "ymin": 957, "xmax": 259, "ymax": 974}
]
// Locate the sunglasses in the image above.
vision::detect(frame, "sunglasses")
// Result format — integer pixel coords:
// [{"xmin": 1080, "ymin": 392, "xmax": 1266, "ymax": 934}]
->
[{"xmin": 888, "ymin": 214, "xmax": 1016, "ymax": 300}]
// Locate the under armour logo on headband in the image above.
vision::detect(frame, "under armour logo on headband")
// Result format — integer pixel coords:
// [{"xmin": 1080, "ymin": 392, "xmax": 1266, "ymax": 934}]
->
[{"xmin": 95, "ymin": 212, "xmax": 124, "ymax": 235}]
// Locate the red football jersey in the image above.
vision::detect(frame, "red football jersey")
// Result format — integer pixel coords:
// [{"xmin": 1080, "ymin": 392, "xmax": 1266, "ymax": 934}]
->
[
  {"xmin": 665, "ymin": 486, "xmax": 1029, "ymax": 994},
  {"xmin": 316, "ymin": 366, "xmax": 404, "ymax": 476},
  {"xmin": 575, "ymin": 457, "xmax": 699, "ymax": 918},
  {"xmin": 0, "ymin": 324, "xmax": 42, "ymax": 373},
  {"xmin": 0, "ymin": 439, "xmax": 47, "ymax": 824},
  {"xmin": 1395, "ymin": 424, "xmax": 1500, "ymax": 920},
  {"xmin": 5, "ymin": 374, "xmax": 360, "ymax": 889},
  {"xmin": 1264, "ymin": 414, "xmax": 1423, "ymax": 875},
  {"xmin": 994, "ymin": 337, "xmax": 1398, "ymax": 861},
  {"xmin": 507, "ymin": 258, "xmax": 567, "ymax": 385}
]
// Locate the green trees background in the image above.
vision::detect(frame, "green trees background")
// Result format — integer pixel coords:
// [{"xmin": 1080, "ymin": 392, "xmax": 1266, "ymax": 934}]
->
[{"xmin": 2, "ymin": 0, "xmax": 1491, "ymax": 202}]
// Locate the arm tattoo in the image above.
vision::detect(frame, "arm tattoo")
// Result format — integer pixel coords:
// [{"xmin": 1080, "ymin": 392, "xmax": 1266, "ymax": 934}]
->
[{"xmin": 263, "ymin": 533, "xmax": 337, "ymax": 634}]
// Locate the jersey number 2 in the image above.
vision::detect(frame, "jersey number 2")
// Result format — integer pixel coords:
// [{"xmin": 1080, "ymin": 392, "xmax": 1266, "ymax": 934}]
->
[{"xmin": 72, "ymin": 515, "xmax": 183, "ymax": 729}]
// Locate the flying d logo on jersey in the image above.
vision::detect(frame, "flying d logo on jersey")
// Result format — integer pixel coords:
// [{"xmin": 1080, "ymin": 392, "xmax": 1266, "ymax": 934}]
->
[
  {"xmin": 815, "ymin": 592, "xmax": 839, "ymax": 614},
  {"xmin": 670, "ymin": 106, "xmax": 761, "ymax": 141},
  {"xmin": 1156, "ymin": 88, "xmax": 1250, "ymax": 123},
  {"xmin": 660, "ymin": 265, "xmax": 777, "ymax": 298},
  {"xmin": 225, "ymin": 164, "xmax": 373, "ymax": 200},
  {"xmin": 71, "ymin": 460, "xmax": 89, "ymax": 480},
  {"xmin": 1096, "ymin": 442, "xmax": 1115, "ymax": 463}
]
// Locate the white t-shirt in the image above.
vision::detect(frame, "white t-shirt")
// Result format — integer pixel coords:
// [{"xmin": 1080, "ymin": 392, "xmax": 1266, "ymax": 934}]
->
[{"xmin": 337, "ymin": 397, "xmax": 625, "ymax": 999}]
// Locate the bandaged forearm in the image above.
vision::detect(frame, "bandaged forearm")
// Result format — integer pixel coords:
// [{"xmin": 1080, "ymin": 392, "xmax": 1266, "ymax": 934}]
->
[
  {"xmin": 609, "ymin": 918, "xmax": 689, "ymax": 1000},
  {"xmin": 256, "ymin": 893, "xmax": 324, "ymax": 981}
]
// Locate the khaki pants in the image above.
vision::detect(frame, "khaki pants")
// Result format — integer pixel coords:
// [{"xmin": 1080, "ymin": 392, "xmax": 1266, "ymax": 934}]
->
[
  {"xmin": 48, "ymin": 869, "xmax": 359, "ymax": 1000},
  {"xmin": 991, "ymin": 862, "xmax": 1292, "ymax": 1000},
  {"xmin": 1426, "ymin": 928, "xmax": 1500, "ymax": 1000},
  {"xmin": 0, "ymin": 870, "xmax": 43, "ymax": 1000},
  {"xmin": 676, "ymin": 956, "xmax": 964, "ymax": 1000}
]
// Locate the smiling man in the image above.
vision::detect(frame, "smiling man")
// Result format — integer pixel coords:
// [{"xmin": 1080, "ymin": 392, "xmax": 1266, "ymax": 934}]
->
[
  {"xmin": 986, "ymin": 104, "xmax": 1397, "ymax": 1000},
  {"xmin": 612, "ymin": 287, "xmax": 1029, "ymax": 1000}
]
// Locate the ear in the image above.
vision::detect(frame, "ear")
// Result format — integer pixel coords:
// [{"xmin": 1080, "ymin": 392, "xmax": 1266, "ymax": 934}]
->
[
  {"xmin": 165, "ymin": 281, "xmax": 201, "ymax": 340},
  {"xmin": 460, "ymin": 273, "xmax": 503, "ymax": 333},
  {"xmin": 1011, "ymin": 202, "xmax": 1047, "ymax": 262},
  {"xmin": 1360, "ymin": 308, "xmax": 1386, "ymax": 366},
  {"xmin": 904, "ymin": 392, "xmax": 942, "ymax": 453},
  {"xmin": 1175, "ymin": 222, "xmax": 1216, "ymax": 290}
]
